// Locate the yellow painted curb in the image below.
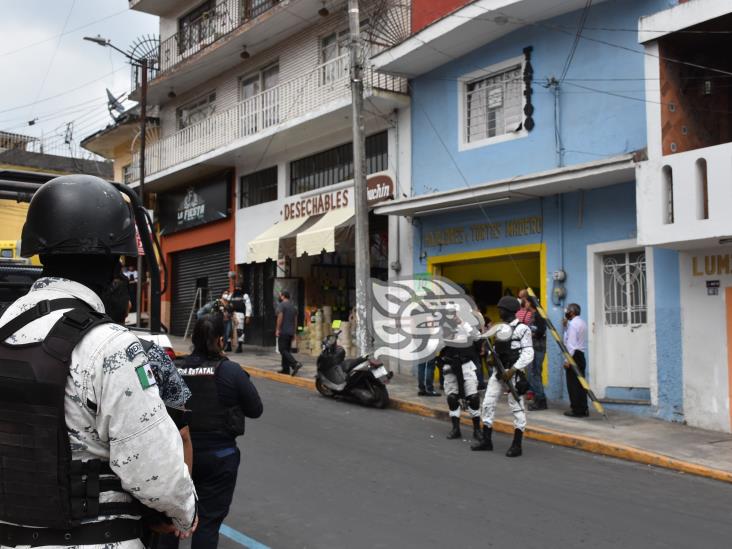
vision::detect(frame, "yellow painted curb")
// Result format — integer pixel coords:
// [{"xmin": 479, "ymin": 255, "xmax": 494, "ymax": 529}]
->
[{"xmin": 244, "ymin": 366, "xmax": 732, "ymax": 484}]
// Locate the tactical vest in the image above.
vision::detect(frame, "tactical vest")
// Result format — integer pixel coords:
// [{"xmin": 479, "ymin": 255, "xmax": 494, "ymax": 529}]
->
[
  {"xmin": 177, "ymin": 357, "xmax": 245, "ymax": 437},
  {"xmin": 494, "ymin": 322, "xmax": 524, "ymax": 368},
  {"xmin": 0, "ymin": 298, "xmax": 143, "ymax": 529}
]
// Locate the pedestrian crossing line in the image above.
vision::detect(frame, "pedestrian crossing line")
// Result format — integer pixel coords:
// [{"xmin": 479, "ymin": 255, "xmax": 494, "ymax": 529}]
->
[{"xmin": 220, "ymin": 523, "xmax": 271, "ymax": 549}]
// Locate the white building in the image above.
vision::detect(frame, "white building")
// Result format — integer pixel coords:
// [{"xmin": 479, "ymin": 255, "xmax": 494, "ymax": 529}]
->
[{"xmin": 129, "ymin": 0, "xmax": 413, "ymax": 346}]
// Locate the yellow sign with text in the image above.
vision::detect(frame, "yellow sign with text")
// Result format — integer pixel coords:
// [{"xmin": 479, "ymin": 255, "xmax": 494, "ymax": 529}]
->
[
  {"xmin": 692, "ymin": 254, "xmax": 732, "ymax": 277},
  {"xmin": 424, "ymin": 216, "xmax": 543, "ymax": 248}
]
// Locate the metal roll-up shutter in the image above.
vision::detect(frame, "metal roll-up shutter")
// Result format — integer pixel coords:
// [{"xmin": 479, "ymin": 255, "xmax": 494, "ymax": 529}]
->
[{"xmin": 170, "ymin": 241, "xmax": 230, "ymax": 336}]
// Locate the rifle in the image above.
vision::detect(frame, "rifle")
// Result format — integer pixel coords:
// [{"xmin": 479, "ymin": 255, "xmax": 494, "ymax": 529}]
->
[
  {"xmin": 526, "ymin": 288, "xmax": 607, "ymax": 418},
  {"xmin": 480, "ymin": 333, "xmax": 524, "ymax": 410}
]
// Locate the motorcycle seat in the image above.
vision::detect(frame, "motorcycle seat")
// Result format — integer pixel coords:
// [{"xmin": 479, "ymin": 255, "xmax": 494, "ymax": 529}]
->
[{"xmin": 342, "ymin": 356, "xmax": 368, "ymax": 373}]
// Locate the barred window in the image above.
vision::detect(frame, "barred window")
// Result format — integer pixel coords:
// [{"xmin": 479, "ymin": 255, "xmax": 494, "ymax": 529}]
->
[
  {"xmin": 240, "ymin": 166, "xmax": 278, "ymax": 208},
  {"xmin": 290, "ymin": 131, "xmax": 388, "ymax": 195},
  {"xmin": 465, "ymin": 64, "xmax": 523, "ymax": 143}
]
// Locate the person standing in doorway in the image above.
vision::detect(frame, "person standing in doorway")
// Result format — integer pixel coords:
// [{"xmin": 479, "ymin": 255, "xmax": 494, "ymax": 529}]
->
[
  {"xmin": 276, "ymin": 290, "xmax": 302, "ymax": 376},
  {"xmin": 563, "ymin": 303, "xmax": 588, "ymax": 417},
  {"xmin": 520, "ymin": 291, "xmax": 548, "ymax": 410}
]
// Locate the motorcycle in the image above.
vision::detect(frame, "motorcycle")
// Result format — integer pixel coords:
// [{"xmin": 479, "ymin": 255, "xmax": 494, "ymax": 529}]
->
[{"xmin": 314, "ymin": 330, "xmax": 392, "ymax": 408}]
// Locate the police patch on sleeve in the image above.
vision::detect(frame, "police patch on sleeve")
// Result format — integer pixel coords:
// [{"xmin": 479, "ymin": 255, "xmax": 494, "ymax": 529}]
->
[
  {"xmin": 136, "ymin": 363, "xmax": 157, "ymax": 390},
  {"xmin": 126, "ymin": 341, "xmax": 144, "ymax": 361}
]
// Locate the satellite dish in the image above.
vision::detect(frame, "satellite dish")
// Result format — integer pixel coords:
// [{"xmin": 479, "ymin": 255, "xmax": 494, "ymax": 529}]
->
[{"xmin": 107, "ymin": 89, "xmax": 125, "ymax": 120}]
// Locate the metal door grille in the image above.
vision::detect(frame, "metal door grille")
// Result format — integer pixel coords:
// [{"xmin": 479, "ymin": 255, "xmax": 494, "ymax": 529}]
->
[{"xmin": 603, "ymin": 251, "xmax": 647, "ymax": 326}]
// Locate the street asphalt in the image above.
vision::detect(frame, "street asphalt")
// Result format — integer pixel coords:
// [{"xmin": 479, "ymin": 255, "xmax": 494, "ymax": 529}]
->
[{"xmin": 212, "ymin": 379, "xmax": 731, "ymax": 549}]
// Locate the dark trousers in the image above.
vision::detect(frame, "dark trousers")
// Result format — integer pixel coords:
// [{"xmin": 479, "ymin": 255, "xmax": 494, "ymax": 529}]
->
[
  {"xmin": 278, "ymin": 334, "xmax": 297, "ymax": 373},
  {"xmin": 158, "ymin": 447, "xmax": 241, "ymax": 549},
  {"xmin": 566, "ymin": 350, "xmax": 588, "ymax": 414},
  {"xmin": 417, "ymin": 360, "xmax": 436, "ymax": 391}
]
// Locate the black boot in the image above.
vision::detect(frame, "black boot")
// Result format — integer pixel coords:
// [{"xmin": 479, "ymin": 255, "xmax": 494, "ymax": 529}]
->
[
  {"xmin": 224, "ymin": 343, "xmax": 232, "ymax": 352},
  {"xmin": 235, "ymin": 344, "xmax": 242, "ymax": 353},
  {"xmin": 505, "ymin": 429, "xmax": 523, "ymax": 457},
  {"xmin": 472, "ymin": 417, "xmax": 482, "ymax": 440},
  {"xmin": 446, "ymin": 417, "xmax": 462, "ymax": 439},
  {"xmin": 471, "ymin": 426, "xmax": 493, "ymax": 451}
]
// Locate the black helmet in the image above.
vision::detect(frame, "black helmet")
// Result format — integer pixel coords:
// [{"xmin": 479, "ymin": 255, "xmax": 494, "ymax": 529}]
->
[
  {"xmin": 21, "ymin": 175, "xmax": 138, "ymax": 257},
  {"xmin": 497, "ymin": 295, "xmax": 520, "ymax": 314}
]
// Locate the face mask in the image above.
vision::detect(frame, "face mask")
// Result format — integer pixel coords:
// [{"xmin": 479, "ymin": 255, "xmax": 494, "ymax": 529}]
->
[{"xmin": 565, "ymin": 311, "xmax": 572, "ymax": 319}]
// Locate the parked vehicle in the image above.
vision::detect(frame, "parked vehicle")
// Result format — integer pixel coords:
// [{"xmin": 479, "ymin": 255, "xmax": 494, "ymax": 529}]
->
[{"xmin": 315, "ymin": 329, "xmax": 392, "ymax": 408}]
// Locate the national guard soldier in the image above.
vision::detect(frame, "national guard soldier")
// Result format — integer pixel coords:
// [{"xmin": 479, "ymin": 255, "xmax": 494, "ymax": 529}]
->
[
  {"xmin": 471, "ymin": 296, "xmax": 534, "ymax": 457},
  {"xmin": 0, "ymin": 175, "xmax": 197, "ymax": 546},
  {"xmin": 438, "ymin": 305, "xmax": 483, "ymax": 441}
]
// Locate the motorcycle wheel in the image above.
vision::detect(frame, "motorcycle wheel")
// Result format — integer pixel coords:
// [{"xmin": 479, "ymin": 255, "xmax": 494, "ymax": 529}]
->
[
  {"xmin": 315, "ymin": 377, "xmax": 335, "ymax": 397},
  {"xmin": 371, "ymin": 382, "xmax": 390, "ymax": 409}
]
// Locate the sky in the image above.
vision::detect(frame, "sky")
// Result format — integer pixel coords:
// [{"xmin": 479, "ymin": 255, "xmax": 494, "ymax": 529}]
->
[{"xmin": 0, "ymin": 0, "xmax": 158, "ymax": 157}]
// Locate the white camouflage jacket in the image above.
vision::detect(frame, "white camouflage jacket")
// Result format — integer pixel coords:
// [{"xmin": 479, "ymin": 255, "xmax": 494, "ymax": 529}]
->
[{"xmin": 0, "ymin": 278, "xmax": 197, "ymax": 531}]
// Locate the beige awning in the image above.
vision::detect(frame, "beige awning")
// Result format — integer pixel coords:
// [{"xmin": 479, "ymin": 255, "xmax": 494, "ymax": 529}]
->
[
  {"xmin": 296, "ymin": 205, "xmax": 355, "ymax": 256},
  {"xmin": 247, "ymin": 216, "xmax": 311, "ymax": 263}
]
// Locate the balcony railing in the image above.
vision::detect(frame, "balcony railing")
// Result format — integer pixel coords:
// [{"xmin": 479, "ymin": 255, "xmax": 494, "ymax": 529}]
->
[
  {"xmin": 131, "ymin": 55, "xmax": 406, "ymax": 180},
  {"xmin": 159, "ymin": 0, "xmax": 279, "ymax": 75}
]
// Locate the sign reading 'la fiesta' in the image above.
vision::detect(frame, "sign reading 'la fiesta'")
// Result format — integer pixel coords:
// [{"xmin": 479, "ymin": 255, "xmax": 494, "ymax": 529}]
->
[
  {"xmin": 159, "ymin": 175, "xmax": 230, "ymax": 234},
  {"xmin": 424, "ymin": 216, "xmax": 543, "ymax": 247}
]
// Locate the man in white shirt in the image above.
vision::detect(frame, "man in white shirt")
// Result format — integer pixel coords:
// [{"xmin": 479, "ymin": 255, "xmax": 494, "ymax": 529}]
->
[{"xmin": 562, "ymin": 303, "xmax": 588, "ymax": 417}]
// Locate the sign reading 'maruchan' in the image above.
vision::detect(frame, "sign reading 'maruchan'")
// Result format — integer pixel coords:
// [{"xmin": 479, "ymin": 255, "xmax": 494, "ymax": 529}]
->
[
  {"xmin": 159, "ymin": 174, "xmax": 230, "ymax": 235},
  {"xmin": 282, "ymin": 174, "xmax": 395, "ymax": 221}
]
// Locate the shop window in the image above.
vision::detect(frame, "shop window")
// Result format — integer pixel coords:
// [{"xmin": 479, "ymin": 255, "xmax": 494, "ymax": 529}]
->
[
  {"xmin": 463, "ymin": 61, "xmax": 523, "ymax": 145},
  {"xmin": 289, "ymin": 131, "xmax": 388, "ymax": 195},
  {"xmin": 695, "ymin": 158, "xmax": 709, "ymax": 220},
  {"xmin": 240, "ymin": 166, "xmax": 278, "ymax": 208},
  {"xmin": 177, "ymin": 91, "xmax": 216, "ymax": 130},
  {"xmin": 662, "ymin": 165, "xmax": 674, "ymax": 224}
]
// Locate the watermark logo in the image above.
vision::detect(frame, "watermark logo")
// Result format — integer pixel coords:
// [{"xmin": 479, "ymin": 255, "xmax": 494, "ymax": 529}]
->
[{"xmin": 370, "ymin": 275, "xmax": 483, "ymax": 366}]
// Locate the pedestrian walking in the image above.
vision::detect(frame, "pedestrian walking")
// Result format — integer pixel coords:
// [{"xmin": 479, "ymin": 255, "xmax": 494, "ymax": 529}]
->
[
  {"xmin": 276, "ymin": 290, "xmax": 302, "ymax": 376},
  {"xmin": 0, "ymin": 175, "xmax": 197, "ymax": 544},
  {"xmin": 563, "ymin": 303, "xmax": 589, "ymax": 417},
  {"xmin": 472, "ymin": 296, "xmax": 533, "ymax": 457},
  {"xmin": 161, "ymin": 313, "xmax": 263, "ymax": 549}
]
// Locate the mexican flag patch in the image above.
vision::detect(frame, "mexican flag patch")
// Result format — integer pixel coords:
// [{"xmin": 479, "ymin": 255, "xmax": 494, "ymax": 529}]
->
[{"xmin": 136, "ymin": 363, "xmax": 157, "ymax": 390}]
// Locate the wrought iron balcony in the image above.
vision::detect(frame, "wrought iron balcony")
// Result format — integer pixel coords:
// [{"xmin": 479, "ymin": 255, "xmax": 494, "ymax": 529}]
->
[
  {"xmin": 131, "ymin": 54, "xmax": 407, "ymax": 181},
  {"xmin": 158, "ymin": 0, "xmax": 279, "ymax": 76}
]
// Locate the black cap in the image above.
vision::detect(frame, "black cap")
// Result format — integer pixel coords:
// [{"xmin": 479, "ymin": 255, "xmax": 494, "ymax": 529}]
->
[
  {"xmin": 21, "ymin": 175, "xmax": 138, "ymax": 258},
  {"xmin": 497, "ymin": 295, "xmax": 520, "ymax": 314}
]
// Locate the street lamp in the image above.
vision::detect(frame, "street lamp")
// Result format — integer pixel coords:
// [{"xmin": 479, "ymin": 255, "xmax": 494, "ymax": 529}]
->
[{"xmin": 84, "ymin": 35, "xmax": 149, "ymax": 329}]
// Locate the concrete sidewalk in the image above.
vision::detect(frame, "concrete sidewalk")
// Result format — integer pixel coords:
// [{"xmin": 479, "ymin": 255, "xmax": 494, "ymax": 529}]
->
[{"xmin": 169, "ymin": 336, "xmax": 732, "ymax": 483}]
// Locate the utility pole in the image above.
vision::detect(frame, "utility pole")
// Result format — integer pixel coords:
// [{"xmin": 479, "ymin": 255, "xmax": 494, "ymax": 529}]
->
[
  {"xmin": 348, "ymin": 0, "xmax": 372, "ymax": 354},
  {"xmin": 136, "ymin": 56, "xmax": 148, "ymax": 328}
]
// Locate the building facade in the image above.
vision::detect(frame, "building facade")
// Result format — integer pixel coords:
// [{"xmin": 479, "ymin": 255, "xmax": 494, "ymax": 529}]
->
[
  {"xmin": 128, "ymin": 0, "xmax": 412, "ymax": 345},
  {"xmin": 372, "ymin": 0, "xmax": 732, "ymax": 431}
]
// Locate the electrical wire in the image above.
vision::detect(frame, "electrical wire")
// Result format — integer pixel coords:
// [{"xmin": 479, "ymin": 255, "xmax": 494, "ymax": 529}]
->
[
  {"xmin": 559, "ymin": 0, "xmax": 592, "ymax": 82},
  {"xmin": 27, "ymin": 0, "xmax": 77, "ymax": 121}
]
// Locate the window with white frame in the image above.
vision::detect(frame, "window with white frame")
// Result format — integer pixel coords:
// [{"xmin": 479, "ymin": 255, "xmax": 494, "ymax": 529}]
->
[
  {"xmin": 177, "ymin": 92, "xmax": 216, "ymax": 130},
  {"xmin": 320, "ymin": 21, "xmax": 374, "ymax": 85},
  {"xmin": 464, "ymin": 63, "xmax": 523, "ymax": 144}
]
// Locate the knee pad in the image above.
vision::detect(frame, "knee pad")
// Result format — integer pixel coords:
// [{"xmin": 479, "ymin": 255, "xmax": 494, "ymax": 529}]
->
[
  {"xmin": 467, "ymin": 393, "xmax": 480, "ymax": 411},
  {"xmin": 446, "ymin": 393, "xmax": 460, "ymax": 411}
]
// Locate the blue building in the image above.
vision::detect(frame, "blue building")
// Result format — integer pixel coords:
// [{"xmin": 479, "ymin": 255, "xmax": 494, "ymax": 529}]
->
[{"xmin": 372, "ymin": 0, "xmax": 732, "ymax": 428}]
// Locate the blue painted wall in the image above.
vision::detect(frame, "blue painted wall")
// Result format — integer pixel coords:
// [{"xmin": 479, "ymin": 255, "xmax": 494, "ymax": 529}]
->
[
  {"xmin": 653, "ymin": 248, "xmax": 684, "ymax": 421},
  {"xmin": 410, "ymin": 0, "xmax": 670, "ymax": 195},
  {"xmin": 415, "ymin": 182, "xmax": 639, "ymax": 401}
]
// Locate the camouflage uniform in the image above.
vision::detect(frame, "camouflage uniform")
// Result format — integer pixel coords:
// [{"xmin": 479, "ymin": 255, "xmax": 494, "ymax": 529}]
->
[{"xmin": 0, "ymin": 278, "xmax": 197, "ymax": 546}]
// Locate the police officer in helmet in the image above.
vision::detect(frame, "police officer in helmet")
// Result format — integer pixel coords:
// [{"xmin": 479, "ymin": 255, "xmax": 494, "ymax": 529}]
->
[
  {"xmin": 0, "ymin": 175, "xmax": 197, "ymax": 545},
  {"xmin": 471, "ymin": 295, "xmax": 533, "ymax": 457}
]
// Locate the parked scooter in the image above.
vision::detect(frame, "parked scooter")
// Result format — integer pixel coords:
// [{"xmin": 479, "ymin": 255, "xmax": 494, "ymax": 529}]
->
[{"xmin": 315, "ymin": 327, "xmax": 392, "ymax": 408}]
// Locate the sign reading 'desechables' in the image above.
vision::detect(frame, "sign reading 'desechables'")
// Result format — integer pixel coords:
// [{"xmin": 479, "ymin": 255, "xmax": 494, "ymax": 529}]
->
[{"xmin": 159, "ymin": 176, "xmax": 230, "ymax": 235}]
